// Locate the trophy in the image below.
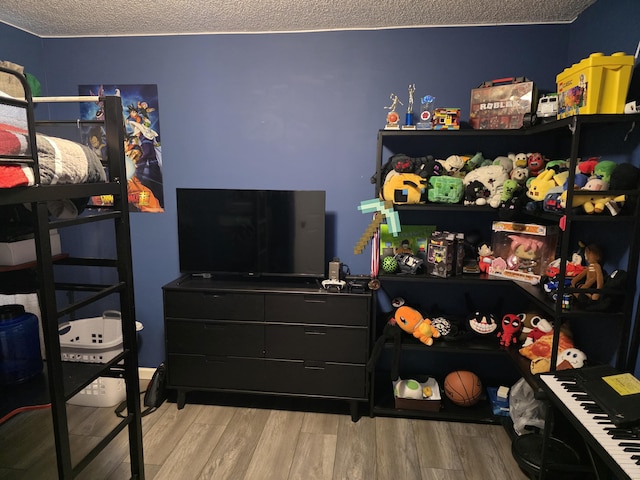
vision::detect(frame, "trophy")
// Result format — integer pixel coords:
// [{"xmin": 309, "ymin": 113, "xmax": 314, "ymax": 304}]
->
[
  {"xmin": 402, "ymin": 84, "xmax": 417, "ymax": 130},
  {"xmin": 384, "ymin": 93, "xmax": 403, "ymax": 130},
  {"xmin": 416, "ymin": 95, "xmax": 436, "ymax": 130}
]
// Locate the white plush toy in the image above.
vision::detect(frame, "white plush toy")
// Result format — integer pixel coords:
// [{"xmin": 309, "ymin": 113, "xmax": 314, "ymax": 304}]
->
[
  {"xmin": 463, "ymin": 164, "xmax": 509, "ymax": 208},
  {"xmin": 556, "ymin": 347, "xmax": 587, "ymax": 370}
]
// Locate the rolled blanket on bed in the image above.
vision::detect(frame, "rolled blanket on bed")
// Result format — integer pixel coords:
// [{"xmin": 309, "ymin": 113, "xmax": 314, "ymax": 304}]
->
[{"xmin": 0, "ymin": 124, "xmax": 106, "ymax": 188}]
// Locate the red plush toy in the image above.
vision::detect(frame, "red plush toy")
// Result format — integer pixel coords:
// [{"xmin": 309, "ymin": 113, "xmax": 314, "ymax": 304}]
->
[{"xmin": 497, "ymin": 313, "xmax": 524, "ymax": 347}]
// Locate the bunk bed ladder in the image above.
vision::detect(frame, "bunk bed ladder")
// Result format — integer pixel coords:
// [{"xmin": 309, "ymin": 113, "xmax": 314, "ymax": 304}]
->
[{"xmin": 1, "ymin": 69, "xmax": 145, "ymax": 479}]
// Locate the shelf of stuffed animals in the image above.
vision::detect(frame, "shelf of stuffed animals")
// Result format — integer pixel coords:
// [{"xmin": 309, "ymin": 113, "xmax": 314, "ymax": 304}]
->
[{"xmin": 372, "ymin": 112, "xmax": 640, "ymax": 422}]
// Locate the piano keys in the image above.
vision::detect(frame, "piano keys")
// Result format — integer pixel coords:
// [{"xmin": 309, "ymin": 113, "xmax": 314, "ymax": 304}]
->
[{"xmin": 539, "ymin": 367, "xmax": 640, "ymax": 480}]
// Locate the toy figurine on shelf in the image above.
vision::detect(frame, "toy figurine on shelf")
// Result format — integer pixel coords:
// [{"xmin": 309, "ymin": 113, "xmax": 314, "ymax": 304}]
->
[
  {"xmin": 402, "ymin": 84, "xmax": 416, "ymax": 130},
  {"xmin": 571, "ymin": 243, "xmax": 604, "ymax": 301},
  {"xmin": 477, "ymin": 243, "xmax": 494, "ymax": 273},
  {"xmin": 384, "ymin": 93, "xmax": 403, "ymax": 130}
]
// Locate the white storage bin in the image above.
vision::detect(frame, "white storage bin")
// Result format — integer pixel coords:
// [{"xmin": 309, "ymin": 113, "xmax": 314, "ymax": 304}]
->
[
  {"xmin": 67, "ymin": 377, "xmax": 126, "ymax": 407},
  {"xmin": 0, "ymin": 230, "xmax": 61, "ymax": 266},
  {"xmin": 59, "ymin": 310, "xmax": 123, "ymax": 363}
]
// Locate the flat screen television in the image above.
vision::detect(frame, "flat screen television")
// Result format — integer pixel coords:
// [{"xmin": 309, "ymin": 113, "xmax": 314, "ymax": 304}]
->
[{"xmin": 176, "ymin": 188, "xmax": 326, "ymax": 279}]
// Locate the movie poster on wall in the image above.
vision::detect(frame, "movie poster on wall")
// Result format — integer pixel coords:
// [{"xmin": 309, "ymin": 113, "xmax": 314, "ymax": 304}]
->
[{"xmin": 78, "ymin": 84, "xmax": 164, "ymax": 213}]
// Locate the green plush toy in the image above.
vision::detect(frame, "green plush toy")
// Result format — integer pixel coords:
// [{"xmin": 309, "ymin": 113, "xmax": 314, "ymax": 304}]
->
[{"xmin": 593, "ymin": 160, "xmax": 617, "ymax": 184}]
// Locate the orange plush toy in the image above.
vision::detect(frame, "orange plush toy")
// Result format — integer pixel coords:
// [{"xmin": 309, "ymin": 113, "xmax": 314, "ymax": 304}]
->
[{"xmin": 391, "ymin": 305, "xmax": 441, "ymax": 346}]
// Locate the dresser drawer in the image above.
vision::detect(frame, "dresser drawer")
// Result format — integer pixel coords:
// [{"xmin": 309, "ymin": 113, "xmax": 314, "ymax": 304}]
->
[
  {"xmin": 164, "ymin": 290, "xmax": 264, "ymax": 320},
  {"xmin": 264, "ymin": 359, "xmax": 366, "ymax": 399},
  {"xmin": 264, "ymin": 293, "xmax": 369, "ymax": 326},
  {"xmin": 265, "ymin": 324, "xmax": 367, "ymax": 363},
  {"xmin": 166, "ymin": 319, "xmax": 264, "ymax": 356},
  {"xmin": 167, "ymin": 354, "xmax": 266, "ymax": 391}
]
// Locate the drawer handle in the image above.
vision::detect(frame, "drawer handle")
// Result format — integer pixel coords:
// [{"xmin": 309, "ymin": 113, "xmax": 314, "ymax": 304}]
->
[
  {"xmin": 303, "ymin": 295, "xmax": 326, "ymax": 304},
  {"xmin": 204, "ymin": 357, "xmax": 228, "ymax": 364},
  {"xmin": 304, "ymin": 360, "xmax": 325, "ymax": 370},
  {"xmin": 203, "ymin": 324, "xmax": 226, "ymax": 330},
  {"xmin": 304, "ymin": 328, "xmax": 326, "ymax": 336}
]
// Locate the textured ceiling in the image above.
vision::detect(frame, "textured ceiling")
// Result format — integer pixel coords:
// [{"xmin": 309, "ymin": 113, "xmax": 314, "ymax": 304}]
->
[{"xmin": 0, "ymin": 0, "xmax": 596, "ymax": 38}]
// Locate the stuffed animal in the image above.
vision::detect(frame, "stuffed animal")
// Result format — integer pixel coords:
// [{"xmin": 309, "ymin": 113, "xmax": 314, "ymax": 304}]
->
[
  {"xmin": 437, "ymin": 154, "xmax": 466, "ymax": 177},
  {"xmin": 610, "ymin": 162, "xmax": 640, "ymax": 190},
  {"xmin": 464, "ymin": 180, "xmax": 490, "ymax": 205},
  {"xmin": 417, "ymin": 156, "xmax": 445, "ymax": 178},
  {"xmin": 527, "ymin": 152, "xmax": 547, "ymax": 176},
  {"xmin": 517, "ymin": 312, "xmax": 548, "ymax": 343},
  {"xmin": 497, "ymin": 313, "xmax": 524, "ymax": 347},
  {"xmin": 493, "ymin": 155, "xmax": 514, "ymax": 174},
  {"xmin": 526, "ymin": 168, "xmax": 559, "ymax": 205},
  {"xmin": 521, "ymin": 331, "xmax": 575, "ymax": 373},
  {"xmin": 467, "ymin": 309, "xmax": 498, "ymax": 335},
  {"xmin": 593, "ymin": 160, "xmax": 617, "ymax": 184},
  {"xmin": 510, "ymin": 166, "xmax": 529, "ymax": 186},
  {"xmin": 512, "ymin": 152, "xmax": 529, "ymax": 169},
  {"xmin": 556, "ymin": 347, "xmax": 586, "ymax": 370},
  {"xmin": 381, "ymin": 172, "xmax": 428, "ymax": 204},
  {"xmin": 463, "ymin": 164, "xmax": 508, "ymax": 208},
  {"xmin": 521, "ymin": 314, "xmax": 553, "ymax": 346},
  {"xmin": 391, "ymin": 305, "xmax": 440, "ymax": 346},
  {"xmin": 561, "ymin": 190, "xmax": 626, "ymax": 215},
  {"xmin": 428, "ymin": 175, "xmax": 464, "ymax": 203},
  {"xmin": 462, "ymin": 152, "xmax": 485, "ymax": 173}
]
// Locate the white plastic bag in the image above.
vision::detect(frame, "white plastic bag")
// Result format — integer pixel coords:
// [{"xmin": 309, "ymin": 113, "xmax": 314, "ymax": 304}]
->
[{"xmin": 509, "ymin": 377, "xmax": 546, "ymax": 435}]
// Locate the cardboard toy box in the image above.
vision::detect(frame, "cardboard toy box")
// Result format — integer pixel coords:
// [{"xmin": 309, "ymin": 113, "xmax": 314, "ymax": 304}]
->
[
  {"xmin": 393, "ymin": 377, "xmax": 441, "ymax": 412},
  {"xmin": 470, "ymin": 78, "xmax": 536, "ymax": 130},
  {"xmin": 556, "ymin": 52, "xmax": 634, "ymax": 118},
  {"xmin": 426, "ymin": 231, "xmax": 464, "ymax": 278},
  {"xmin": 488, "ymin": 222, "xmax": 558, "ymax": 285},
  {"xmin": 0, "ymin": 230, "xmax": 61, "ymax": 266}
]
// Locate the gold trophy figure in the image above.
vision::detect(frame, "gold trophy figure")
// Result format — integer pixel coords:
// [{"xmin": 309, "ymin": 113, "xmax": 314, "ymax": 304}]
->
[{"xmin": 384, "ymin": 93, "xmax": 403, "ymax": 130}]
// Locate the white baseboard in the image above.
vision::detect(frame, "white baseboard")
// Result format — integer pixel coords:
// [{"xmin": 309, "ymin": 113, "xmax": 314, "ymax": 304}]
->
[{"xmin": 139, "ymin": 367, "xmax": 156, "ymax": 381}]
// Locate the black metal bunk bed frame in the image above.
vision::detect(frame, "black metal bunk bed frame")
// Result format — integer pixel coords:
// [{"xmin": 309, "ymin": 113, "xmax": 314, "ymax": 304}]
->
[{"xmin": 0, "ymin": 67, "xmax": 144, "ymax": 479}]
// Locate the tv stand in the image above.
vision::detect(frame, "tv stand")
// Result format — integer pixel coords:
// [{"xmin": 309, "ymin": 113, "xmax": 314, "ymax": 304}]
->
[{"xmin": 162, "ymin": 274, "xmax": 372, "ymax": 421}]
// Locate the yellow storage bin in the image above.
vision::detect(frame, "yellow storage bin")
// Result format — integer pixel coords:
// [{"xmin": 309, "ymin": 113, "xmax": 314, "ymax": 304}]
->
[{"xmin": 556, "ymin": 52, "xmax": 634, "ymax": 118}]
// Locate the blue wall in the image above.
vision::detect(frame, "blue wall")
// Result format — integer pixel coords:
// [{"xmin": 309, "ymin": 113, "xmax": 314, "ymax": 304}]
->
[{"xmin": 2, "ymin": 0, "xmax": 639, "ymax": 373}]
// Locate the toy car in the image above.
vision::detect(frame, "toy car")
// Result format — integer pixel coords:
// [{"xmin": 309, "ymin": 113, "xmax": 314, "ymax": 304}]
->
[{"xmin": 536, "ymin": 94, "xmax": 558, "ymax": 122}]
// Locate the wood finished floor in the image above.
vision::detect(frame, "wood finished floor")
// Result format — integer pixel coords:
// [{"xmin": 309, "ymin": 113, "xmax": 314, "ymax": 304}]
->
[{"xmin": 0, "ymin": 396, "xmax": 530, "ymax": 480}]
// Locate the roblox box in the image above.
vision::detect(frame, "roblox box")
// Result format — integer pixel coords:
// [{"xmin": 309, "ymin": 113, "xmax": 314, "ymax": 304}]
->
[{"xmin": 470, "ymin": 78, "xmax": 536, "ymax": 130}]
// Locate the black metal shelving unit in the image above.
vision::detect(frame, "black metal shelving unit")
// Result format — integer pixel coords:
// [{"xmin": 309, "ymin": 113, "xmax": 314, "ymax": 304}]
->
[
  {"xmin": 0, "ymin": 67, "xmax": 144, "ymax": 479},
  {"xmin": 369, "ymin": 114, "xmax": 640, "ymax": 424}
]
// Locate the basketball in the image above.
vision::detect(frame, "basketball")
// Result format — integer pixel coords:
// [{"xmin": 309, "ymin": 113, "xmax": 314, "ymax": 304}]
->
[{"xmin": 443, "ymin": 370, "xmax": 482, "ymax": 407}]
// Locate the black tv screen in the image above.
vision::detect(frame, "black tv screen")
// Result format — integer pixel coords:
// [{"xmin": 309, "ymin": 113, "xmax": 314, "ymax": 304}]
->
[{"xmin": 176, "ymin": 188, "xmax": 326, "ymax": 278}]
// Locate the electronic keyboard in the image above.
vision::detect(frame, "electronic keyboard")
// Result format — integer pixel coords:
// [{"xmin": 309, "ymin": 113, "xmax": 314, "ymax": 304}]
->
[{"xmin": 539, "ymin": 366, "xmax": 640, "ymax": 480}]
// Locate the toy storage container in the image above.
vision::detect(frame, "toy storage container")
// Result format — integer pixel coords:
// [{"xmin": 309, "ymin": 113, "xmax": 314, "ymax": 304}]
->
[
  {"xmin": 556, "ymin": 52, "xmax": 634, "ymax": 118},
  {"xmin": 0, "ymin": 304, "xmax": 43, "ymax": 385}
]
